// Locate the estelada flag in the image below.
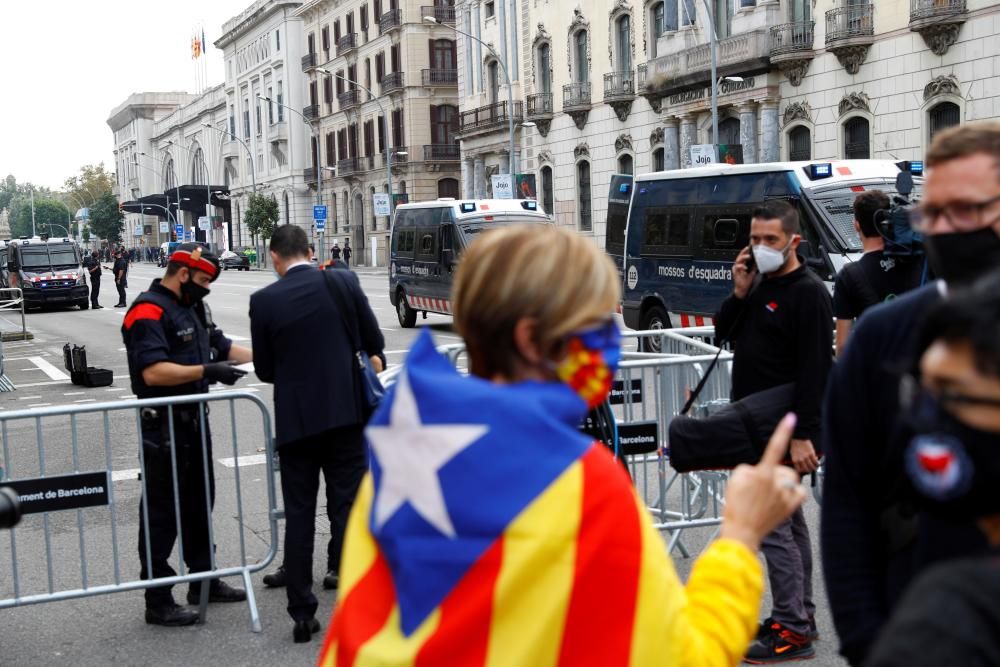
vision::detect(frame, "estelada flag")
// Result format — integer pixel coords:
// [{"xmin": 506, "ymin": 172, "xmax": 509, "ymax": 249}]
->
[
  {"xmin": 192, "ymin": 34, "xmax": 201, "ymax": 59},
  {"xmin": 319, "ymin": 330, "xmax": 763, "ymax": 666}
]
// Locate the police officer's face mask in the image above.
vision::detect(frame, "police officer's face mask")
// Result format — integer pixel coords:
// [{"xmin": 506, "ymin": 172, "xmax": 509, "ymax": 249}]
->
[{"xmin": 180, "ymin": 271, "xmax": 211, "ymax": 305}]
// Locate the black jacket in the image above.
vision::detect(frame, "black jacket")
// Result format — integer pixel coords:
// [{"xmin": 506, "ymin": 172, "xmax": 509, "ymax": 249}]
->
[{"xmin": 250, "ymin": 264, "xmax": 384, "ymax": 448}]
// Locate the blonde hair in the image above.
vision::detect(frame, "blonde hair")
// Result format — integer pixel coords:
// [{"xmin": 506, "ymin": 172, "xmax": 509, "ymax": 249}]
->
[{"xmin": 452, "ymin": 224, "xmax": 620, "ymax": 378}]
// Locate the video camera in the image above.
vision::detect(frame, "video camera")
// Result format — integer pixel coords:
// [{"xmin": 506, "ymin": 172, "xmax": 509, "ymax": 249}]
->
[{"xmin": 875, "ymin": 161, "xmax": 924, "ymax": 258}]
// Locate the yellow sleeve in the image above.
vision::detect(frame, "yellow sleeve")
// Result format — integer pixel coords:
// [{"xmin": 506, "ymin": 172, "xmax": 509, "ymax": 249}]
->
[{"xmin": 630, "ymin": 493, "xmax": 763, "ymax": 667}]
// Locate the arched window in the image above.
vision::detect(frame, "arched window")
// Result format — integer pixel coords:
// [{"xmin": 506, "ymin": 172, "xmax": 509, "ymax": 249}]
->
[
  {"xmin": 789, "ymin": 126, "xmax": 811, "ymax": 161},
  {"xmin": 283, "ymin": 191, "xmax": 290, "ymax": 225},
  {"xmin": 719, "ymin": 117, "xmax": 741, "ymax": 146},
  {"xmin": 191, "ymin": 147, "xmax": 206, "ymax": 184},
  {"xmin": 541, "ymin": 165, "xmax": 554, "ymax": 216},
  {"xmin": 652, "ymin": 147, "xmax": 665, "ymax": 171},
  {"xmin": 616, "ymin": 15, "xmax": 631, "ymax": 73},
  {"xmin": 577, "ymin": 160, "xmax": 592, "ymax": 231},
  {"xmin": 438, "ymin": 178, "xmax": 459, "ymax": 199},
  {"xmin": 164, "ymin": 158, "xmax": 176, "ymax": 190},
  {"xmin": 929, "ymin": 101, "xmax": 960, "ymax": 142},
  {"xmin": 370, "ymin": 186, "xmax": 377, "ymax": 230},
  {"xmin": 430, "ymin": 39, "xmax": 456, "ymax": 70},
  {"xmin": 618, "ymin": 154, "xmax": 634, "ymax": 175},
  {"xmin": 575, "ymin": 30, "xmax": 589, "ymax": 84},
  {"xmin": 844, "ymin": 117, "xmax": 870, "ymax": 159}
]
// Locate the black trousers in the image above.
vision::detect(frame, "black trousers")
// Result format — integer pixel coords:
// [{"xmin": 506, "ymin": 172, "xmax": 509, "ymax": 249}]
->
[
  {"xmin": 116, "ymin": 280, "xmax": 126, "ymax": 305},
  {"xmin": 90, "ymin": 276, "xmax": 100, "ymax": 306},
  {"xmin": 279, "ymin": 425, "xmax": 366, "ymax": 621},
  {"xmin": 138, "ymin": 420, "xmax": 215, "ymax": 608}
]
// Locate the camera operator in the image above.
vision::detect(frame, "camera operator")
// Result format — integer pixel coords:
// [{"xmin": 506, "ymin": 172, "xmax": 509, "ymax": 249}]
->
[
  {"xmin": 833, "ymin": 190, "xmax": 924, "ymax": 355},
  {"xmin": 822, "ymin": 122, "xmax": 1000, "ymax": 665},
  {"xmin": 865, "ymin": 269, "xmax": 1000, "ymax": 666}
]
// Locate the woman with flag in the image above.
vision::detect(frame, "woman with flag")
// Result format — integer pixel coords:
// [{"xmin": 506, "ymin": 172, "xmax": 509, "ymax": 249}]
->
[{"xmin": 319, "ymin": 224, "xmax": 806, "ymax": 666}]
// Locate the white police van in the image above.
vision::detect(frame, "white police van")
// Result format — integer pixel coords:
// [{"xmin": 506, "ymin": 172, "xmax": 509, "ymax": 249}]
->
[
  {"xmin": 613, "ymin": 160, "xmax": 924, "ymax": 350},
  {"xmin": 389, "ymin": 198, "xmax": 551, "ymax": 327}
]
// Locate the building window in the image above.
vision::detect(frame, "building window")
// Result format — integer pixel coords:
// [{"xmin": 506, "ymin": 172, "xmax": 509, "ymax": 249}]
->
[
  {"xmin": 276, "ymin": 81, "xmax": 284, "ymax": 121},
  {"xmin": 276, "ymin": 29, "xmax": 281, "ymax": 51},
  {"xmin": 255, "ymin": 100, "xmax": 262, "ymax": 136},
  {"xmin": 430, "ymin": 105, "xmax": 458, "ymax": 144},
  {"xmin": 322, "ymin": 25, "xmax": 330, "ymax": 52},
  {"xmin": 267, "ymin": 87, "xmax": 273, "ymax": 124},
  {"xmin": 324, "ymin": 75, "xmax": 333, "ymax": 104},
  {"xmin": 719, "ymin": 117, "xmax": 740, "ymax": 146},
  {"xmin": 487, "ymin": 60, "xmax": 500, "ymax": 104},
  {"xmin": 283, "ymin": 192, "xmax": 290, "ymax": 225},
  {"xmin": 326, "ymin": 133, "xmax": 335, "ymax": 167},
  {"xmin": 243, "ymin": 102, "xmax": 250, "ymax": 139},
  {"xmin": 789, "ymin": 126, "xmax": 811, "ymax": 161},
  {"xmin": 652, "ymin": 147, "xmax": 665, "ymax": 171},
  {"xmin": 229, "ymin": 105, "xmax": 236, "ymax": 136},
  {"xmin": 574, "ymin": 30, "xmax": 589, "ymax": 83},
  {"xmin": 618, "ymin": 154, "xmax": 633, "ymax": 175},
  {"xmin": 616, "ymin": 15, "xmax": 631, "ymax": 72},
  {"xmin": 485, "ymin": 0, "xmax": 495, "ymax": 18},
  {"xmin": 438, "ymin": 178, "xmax": 460, "ymax": 198},
  {"xmin": 929, "ymin": 101, "xmax": 960, "ymax": 143},
  {"xmin": 430, "ymin": 39, "xmax": 456, "ymax": 70},
  {"xmin": 844, "ymin": 117, "xmax": 870, "ymax": 159},
  {"xmin": 541, "ymin": 165, "xmax": 554, "ymax": 216},
  {"xmin": 578, "ymin": 160, "xmax": 592, "ymax": 231},
  {"xmin": 714, "ymin": 0, "xmax": 732, "ymax": 38},
  {"xmin": 681, "ymin": 0, "xmax": 695, "ymax": 26},
  {"xmin": 537, "ymin": 43, "xmax": 551, "ymax": 95},
  {"xmin": 307, "ymin": 33, "xmax": 315, "ymax": 55}
]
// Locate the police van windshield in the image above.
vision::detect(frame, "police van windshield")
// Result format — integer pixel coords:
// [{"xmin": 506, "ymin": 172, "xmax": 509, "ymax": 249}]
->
[
  {"xmin": 806, "ymin": 182, "xmax": 921, "ymax": 252},
  {"xmin": 459, "ymin": 218, "xmax": 543, "ymax": 242},
  {"xmin": 20, "ymin": 245, "xmax": 80, "ymax": 271}
]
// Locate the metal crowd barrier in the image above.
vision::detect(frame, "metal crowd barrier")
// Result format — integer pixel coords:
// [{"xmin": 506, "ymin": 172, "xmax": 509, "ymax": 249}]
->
[
  {"xmin": 0, "ymin": 392, "xmax": 279, "ymax": 632},
  {"xmin": 0, "ymin": 288, "xmax": 27, "ymax": 337}
]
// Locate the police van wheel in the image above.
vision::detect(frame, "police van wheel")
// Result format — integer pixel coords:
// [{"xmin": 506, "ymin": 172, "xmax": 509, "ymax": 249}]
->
[
  {"xmin": 78, "ymin": 300, "xmax": 90, "ymax": 311},
  {"xmin": 397, "ymin": 293, "xmax": 417, "ymax": 328},
  {"xmin": 640, "ymin": 306, "xmax": 669, "ymax": 353}
]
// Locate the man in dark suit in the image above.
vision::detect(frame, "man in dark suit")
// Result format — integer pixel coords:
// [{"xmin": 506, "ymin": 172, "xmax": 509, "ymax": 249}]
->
[{"xmin": 249, "ymin": 224, "xmax": 384, "ymax": 643}]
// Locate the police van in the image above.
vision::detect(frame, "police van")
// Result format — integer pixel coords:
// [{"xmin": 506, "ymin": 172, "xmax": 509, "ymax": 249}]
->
[
  {"xmin": 612, "ymin": 160, "xmax": 923, "ymax": 350},
  {"xmin": 5, "ymin": 236, "xmax": 90, "ymax": 309},
  {"xmin": 389, "ymin": 198, "xmax": 551, "ymax": 327}
]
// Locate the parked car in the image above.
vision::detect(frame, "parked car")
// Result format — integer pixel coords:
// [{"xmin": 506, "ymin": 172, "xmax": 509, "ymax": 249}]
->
[{"xmin": 220, "ymin": 250, "xmax": 250, "ymax": 271}]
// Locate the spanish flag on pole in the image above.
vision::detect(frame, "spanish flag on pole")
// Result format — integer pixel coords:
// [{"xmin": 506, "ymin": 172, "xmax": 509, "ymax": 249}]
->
[{"xmin": 318, "ymin": 331, "xmax": 764, "ymax": 667}]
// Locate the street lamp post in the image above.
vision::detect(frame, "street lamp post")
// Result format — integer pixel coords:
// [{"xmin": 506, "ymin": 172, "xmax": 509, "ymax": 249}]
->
[{"xmin": 423, "ymin": 15, "xmax": 518, "ymax": 176}]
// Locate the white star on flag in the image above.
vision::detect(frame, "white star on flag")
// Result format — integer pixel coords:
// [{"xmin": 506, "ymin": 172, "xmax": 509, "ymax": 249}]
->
[{"xmin": 367, "ymin": 368, "xmax": 489, "ymax": 538}]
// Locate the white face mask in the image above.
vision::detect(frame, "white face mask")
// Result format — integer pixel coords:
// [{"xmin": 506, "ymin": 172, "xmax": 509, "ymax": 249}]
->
[{"xmin": 752, "ymin": 238, "xmax": 794, "ymax": 275}]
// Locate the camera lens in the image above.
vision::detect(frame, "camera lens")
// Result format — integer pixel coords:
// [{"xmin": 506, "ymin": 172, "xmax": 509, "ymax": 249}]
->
[{"xmin": 0, "ymin": 487, "xmax": 22, "ymax": 529}]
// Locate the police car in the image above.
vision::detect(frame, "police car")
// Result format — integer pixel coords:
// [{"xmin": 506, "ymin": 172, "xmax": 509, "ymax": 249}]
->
[
  {"xmin": 610, "ymin": 160, "xmax": 924, "ymax": 350},
  {"xmin": 389, "ymin": 198, "xmax": 551, "ymax": 327},
  {"xmin": 5, "ymin": 236, "xmax": 89, "ymax": 309}
]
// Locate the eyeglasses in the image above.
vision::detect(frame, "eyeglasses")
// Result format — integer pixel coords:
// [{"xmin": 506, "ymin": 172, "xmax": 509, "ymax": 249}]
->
[
  {"xmin": 900, "ymin": 374, "xmax": 1000, "ymax": 413},
  {"xmin": 910, "ymin": 193, "xmax": 1000, "ymax": 233}
]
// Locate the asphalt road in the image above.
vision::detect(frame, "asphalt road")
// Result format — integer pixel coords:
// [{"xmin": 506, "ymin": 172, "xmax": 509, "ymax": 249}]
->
[{"xmin": 0, "ymin": 261, "xmax": 847, "ymax": 666}]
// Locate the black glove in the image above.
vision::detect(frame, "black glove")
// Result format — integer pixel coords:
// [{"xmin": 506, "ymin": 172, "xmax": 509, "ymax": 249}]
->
[{"xmin": 203, "ymin": 361, "xmax": 247, "ymax": 385}]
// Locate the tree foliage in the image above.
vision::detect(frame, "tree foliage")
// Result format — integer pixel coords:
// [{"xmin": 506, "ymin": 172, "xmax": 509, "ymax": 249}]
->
[
  {"xmin": 63, "ymin": 164, "xmax": 115, "ymax": 213},
  {"xmin": 89, "ymin": 192, "xmax": 124, "ymax": 245},
  {"xmin": 9, "ymin": 197, "xmax": 71, "ymax": 238},
  {"xmin": 244, "ymin": 194, "xmax": 279, "ymax": 240}
]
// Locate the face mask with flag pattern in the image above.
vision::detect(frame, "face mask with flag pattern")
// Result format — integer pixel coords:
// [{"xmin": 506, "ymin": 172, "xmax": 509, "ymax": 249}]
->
[{"xmin": 552, "ymin": 320, "xmax": 622, "ymax": 408}]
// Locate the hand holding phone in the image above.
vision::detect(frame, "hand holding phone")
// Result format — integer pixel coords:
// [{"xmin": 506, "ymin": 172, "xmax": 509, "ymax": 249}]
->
[{"xmin": 733, "ymin": 246, "xmax": 756, "ymax": 299}]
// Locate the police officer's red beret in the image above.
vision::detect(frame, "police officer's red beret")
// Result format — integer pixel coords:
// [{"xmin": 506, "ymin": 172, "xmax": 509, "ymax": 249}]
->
[{"xmin": 169, "ymin": 243, "xmax": 221, "ymax": 282}]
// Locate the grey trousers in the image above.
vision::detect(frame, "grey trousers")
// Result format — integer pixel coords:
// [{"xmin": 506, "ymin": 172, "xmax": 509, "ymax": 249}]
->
[{"xmin": 761, "ymin": 505, "xmax": 815, "ymax": 636}]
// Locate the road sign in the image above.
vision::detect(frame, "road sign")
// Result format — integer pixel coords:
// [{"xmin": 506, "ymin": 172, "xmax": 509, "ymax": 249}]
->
[
  {"xmin": 132, "ymin": 224, "xmax": 143, "ymax": 237},
  {"xmin": 491, "ymin": 174, "xmax": 514, "ymax": 199},
  {"xmin": 313, "ymin": 204, "xmax": 328, "ymax": 221},
  {"xmin": 198, "ymin": 216, "xmax": 211, "ymax": 231},
  {"xmin": 690, "ymin": 144, "xmax": 717, "ymax": 166},
  {"xmin": 373, "ymin": 193, "xmax": 391, "ymax": 217},
  {"xmin": 175, "ymin": 224, "xmax": 183, "ymax": 238},
  {"xmin": 159, "ymin": 222, "xmax": 169, "ymax": 233},
  {"xmin": 316, "ymin": 219, "xmax": 326, "ymax": 232}
]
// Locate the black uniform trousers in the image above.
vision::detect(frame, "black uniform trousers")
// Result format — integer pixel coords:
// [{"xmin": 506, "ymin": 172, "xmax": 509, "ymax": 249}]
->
[
  {"xmin": 116, "ymin": 280, "xmax": 127, "ymax": 306},
  {"xmin": 279, "ymin": 424, "xmax": 366, "ymax": 621},
  {"xmin": 138, "ymin": 412, "xmax": 215, "ymax": 608},
  {"xmin": 90, "ymin": 276, "xmax": 100, "ymax": 307}
]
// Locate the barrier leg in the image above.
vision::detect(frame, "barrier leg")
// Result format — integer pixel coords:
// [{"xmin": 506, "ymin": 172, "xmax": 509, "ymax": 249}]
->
[{"xmin": 242, "ymin": 568, "xmax": 262, "ymax": 633}]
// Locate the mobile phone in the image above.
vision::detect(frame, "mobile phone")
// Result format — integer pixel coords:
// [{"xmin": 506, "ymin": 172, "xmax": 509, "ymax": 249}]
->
[{"xmin": 744, "ymin": 246, "xmax": 756, "ymax": 272}]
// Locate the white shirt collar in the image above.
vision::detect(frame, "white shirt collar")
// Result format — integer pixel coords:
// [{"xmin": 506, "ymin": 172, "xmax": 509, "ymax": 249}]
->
[{"xmin": 285, "ymin": 260, "xmax": 313, "ymax": 273}]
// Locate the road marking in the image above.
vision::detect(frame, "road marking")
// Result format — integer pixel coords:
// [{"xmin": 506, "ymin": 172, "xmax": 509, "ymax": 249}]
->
[
  {"xmin": 73, "ymin": 399, "xmax": 97, "ymax": 403},
  {"xmin": 106, "ymin": 388, "xmax": 125, "ymax": 392},
  {"xmin": 217, "ymin": 454, "xmax": 267, "ymax": 468},
  {"xmin": 246, "ymin": 383, "xmax": 267, "ymax": 387},
  {"xmin": 17, "ymin": 395, "xmax": 42, "ymax": 401},
  {"xmin": 28, "ymin": 403, "xmax": 52, "ymax": 408},
  {"xmin": 64, "ymin": 391, "xmax": 87, "ymax": 396},
  {"xmin": 228, "ymin": 335, "xmax": 250, "ymax": 341}
]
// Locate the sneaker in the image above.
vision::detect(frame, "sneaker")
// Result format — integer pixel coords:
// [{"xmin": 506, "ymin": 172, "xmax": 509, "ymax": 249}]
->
[
  {"xmin": 744, "ymin": 622, "xmax": 815, "ymax": 663},
  {"xmin": 263, "ymin": 565, "xmax": 287, "ymax": 588},
  {"xmin": 808, "ymin": 615, "xmax": 819, "ymax": 641},
  {"xmin": 758, "ymin": 616, "xmax": 819, "ymax": 642}
]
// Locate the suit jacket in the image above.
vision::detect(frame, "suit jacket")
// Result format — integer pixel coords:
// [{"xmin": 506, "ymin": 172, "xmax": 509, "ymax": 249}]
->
[{"xmin": 250, "ymin": 264, "xmax": 385, "ymax": 448}]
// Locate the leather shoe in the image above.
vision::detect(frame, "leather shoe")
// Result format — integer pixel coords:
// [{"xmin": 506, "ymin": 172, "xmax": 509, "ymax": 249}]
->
[
  {"xmin": 262, "ymin": 565, "xmax": 287, "ymax": 588},
  {"xmin": 145, "ymin": 603, "xmax": 199, "ymax": 626},
  {"xmin": 186, "ymin": 579, "xmax": 247, "ymax": 605},
  {"xmin": 322, "ymin": 570, "xmax": 339, "ymax": 590},
  {"xmin": 92, "ymin": 304, "xmax": 103, "ymax": 309},
  {"xmin": 114, "ymin": 303, "xmax": 126, "ymax": 308},
  {"xmin": 293, "ymin": 617, "xmax": 321, "ymax": 643}
]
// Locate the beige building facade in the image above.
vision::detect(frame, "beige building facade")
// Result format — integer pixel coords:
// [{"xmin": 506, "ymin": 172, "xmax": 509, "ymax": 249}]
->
[{"xmin": 295, "ymin": 0, "xmax": 461, "ymax": 266}]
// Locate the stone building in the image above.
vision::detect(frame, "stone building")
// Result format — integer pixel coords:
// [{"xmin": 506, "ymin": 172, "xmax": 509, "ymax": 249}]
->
[{"xmin": 295, "ymin": 0, "xmax": 461, "ymax": 266}]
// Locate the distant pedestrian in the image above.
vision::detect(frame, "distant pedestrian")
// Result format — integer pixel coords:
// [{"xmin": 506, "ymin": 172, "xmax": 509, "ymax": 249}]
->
[
  {"xmin": 83, "ymin": 250, "xmax": 102, "ymax": 309},
  {"xmin": 342, "ymin": 239, "xmax": 351, "ymax": 267},
  {"xmin": 113, "ymin": 248, "xmax": 129, "ymax": 308},
  {"xmin": 330, "ymin": 243, "xmax": 341, "ymax": 260}
]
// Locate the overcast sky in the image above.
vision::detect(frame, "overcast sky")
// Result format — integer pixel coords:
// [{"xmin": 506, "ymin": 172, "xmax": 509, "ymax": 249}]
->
[{"xmin": 0, "ymin": 1, "xmax": 251, "ymax": 192}]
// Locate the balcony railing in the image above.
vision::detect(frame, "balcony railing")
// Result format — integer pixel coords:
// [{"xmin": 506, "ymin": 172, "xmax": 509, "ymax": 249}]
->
[
  {"xmin": 910, "ymin": 0, "xmax": 966, "ymax": 21},
  {"xmin": 386, "ymin": 147, "xmax": 410, "ymax": 166},
  {"xmin": 221, "ymin": 140, "xmax": 239, "ymax": 159},
  {"xmin": 337, "ymin": 157, "xmax": 363, "ymax": 176},
  {"xmin": 641, "ymin": 29, "xmax": 769, "ymax": 93},
  {"xmin": 562, "ymin": 82, "xmax": 592, "ymax": 109},
  {"xmin": 303, "ymin": 167, "xmax": 317, "ymax": 185},
  {"xmin": 423, "ymin": 144, "xmax": 461, "ymax": 161},
  {"xmin": 603, "ymin": 71, "xmax": 635, "ymax": 101},
  {"xmin": 303, "ymin": 104, "xmax": 320, "ymax": 121},
  {"xmin": 458, "ymin": 101, "xmax": 524, "ymax": 133},
  {"xmin": 421, "ymin": 68, "xmax": 458, "ymax": 86},
  {"xmin": 380, "ymin": 71, "xmax": 405, "ymax": 94},
  {"xmin": 301, "ymin": 52, "xmax": 317, "ymax": 72},
  {"xmin": 770, "ymin": 21, "xmax": 815, "ymax": 57},
  {"xmin": 379, "ymin": 9, "xmax": 402, "ymax": 34},
  {"xmin": 268, "ymin": 121, "xmax": 288, "ymax": 141},
  {"xmin": 336, "ymin": 33, "xmax": 358, "ymax": 56},
  {"xmin": 526, "ymin": 93, "xmax": 553, "ymax": 117},
  {"xmin": 338, "ymin": 89, "xmax": 362, "ymax": 110},
  {"xmin": 421, "ymin": 5, "xmax": 455, "ymax": 23},
  {"xmin": 826, "ymin": 4, "xmax": 874, "ymax": 44}
]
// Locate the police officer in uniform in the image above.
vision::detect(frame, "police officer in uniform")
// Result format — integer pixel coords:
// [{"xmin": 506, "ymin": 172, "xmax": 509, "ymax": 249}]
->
[
  {"xmin": 113, "ymin": 247, "xmax": 129, "ymax": 307},
  {"xmin": 82, "ymin": 250, "xmax": 102, "ymax": 309},
  {"xmin": 122, "ymin": 243, "xmax": 253, "ymax": 626}
]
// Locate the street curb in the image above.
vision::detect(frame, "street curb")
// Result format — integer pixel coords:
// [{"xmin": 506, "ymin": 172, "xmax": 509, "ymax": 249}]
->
[{"xmin": 2, "ymin": 332, "xmax": 34, "ymax": 342}]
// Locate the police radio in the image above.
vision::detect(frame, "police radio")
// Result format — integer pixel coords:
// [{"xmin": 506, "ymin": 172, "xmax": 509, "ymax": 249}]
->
[{"xmin": 874, "ymin": 162, "xmax": 924, "ymax": 258}]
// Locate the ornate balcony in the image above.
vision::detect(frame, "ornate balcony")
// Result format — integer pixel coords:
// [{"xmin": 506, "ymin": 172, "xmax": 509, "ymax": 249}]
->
[
  {"xmin": 770, "ymin": 21, "xmax": 815, "ymax": 86},
  {"xmin": 303, "ymin": 167, "xmax": 318, "ymax": 186},
  {"xmin": 825, "ymin": 4, "xmax": 874, "ymax": 74},
  {"xmin": 423, "ymin": 144, "xmax": 461, "ymax": 162},
  {"xmin": 458, "ymin": 101, "xmax": 524, "ymax": 136},
  {"xmin": 301, "ymin": 52, "xmax": 317, "ymax": 72},
  {"xmin": 336, "ymin": 33, "xmax": 358, "ymax": 57},
  {"xmin": 337, "ymin": 157, "xmax": 363, "ymax": 177},
  {"xmin": 603, "ymin": 71, "xmax": 635, "ymax": 122},
  {"xmin": 338, "ymin": 89, "xmax": 362, "ymax": 111},
  {"xmin": 385, "ymin": 147, "xmax": 410, "ymax": 169},
  {"xmin": 910, "ymin": 0, "xmax": 968, "ymax": 55},
  {"xmin": 525, "ymin": 93, "xmax": 553, "ymax": 136},
  {"xmin": 268, "ymin": 121, "xmax": 288, "ymax": 142},
  {"xmin": 562, "ymin": 82, "xmax": 591, "ymax": 130},
  {"xmin": 421, "ymin": 69, "xmax": 458, "ymax": 86},
  {"xmin": 380, "ymin": 72, "xmax": 405, "ymax": 95},
  {"xmin": 221, "ymin": 140, "xmax": 239, "ymax": 159},
  {"xmin": 640, "ymin": 29, "xmax": 770, "ymax": 99},
  {"xmin": 421, "ymin": 5, "xmax": 455, "ymax": 23},
  {"xmin": 303, "ymin": 104, "xmax": 320, "ymax": 121},
  {"xmin": 379, "ymin": 9, "xmax": 402, "ymax": 34}
]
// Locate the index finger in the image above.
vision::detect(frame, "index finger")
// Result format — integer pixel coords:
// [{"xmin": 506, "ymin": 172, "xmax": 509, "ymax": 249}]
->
[{"xmin": 760, "ymin": 413, "xmax": 797, "ymax": 468}]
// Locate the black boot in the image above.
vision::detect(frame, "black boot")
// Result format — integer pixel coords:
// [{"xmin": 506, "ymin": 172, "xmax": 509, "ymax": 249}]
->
[
  {"xmin": 145, "ymin": 602, "xmax": 199, "ymax": 626},
  {"xmin": 186, "ymin": 579, "xmax": 247, "ymax": 604},
  {"xmin": 262, "ymin": 565, "xmax": 287, "ymax": 588},
  {"xmin": 293, "ymin": 617, "xmax": 320, "ymax": 643}
]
